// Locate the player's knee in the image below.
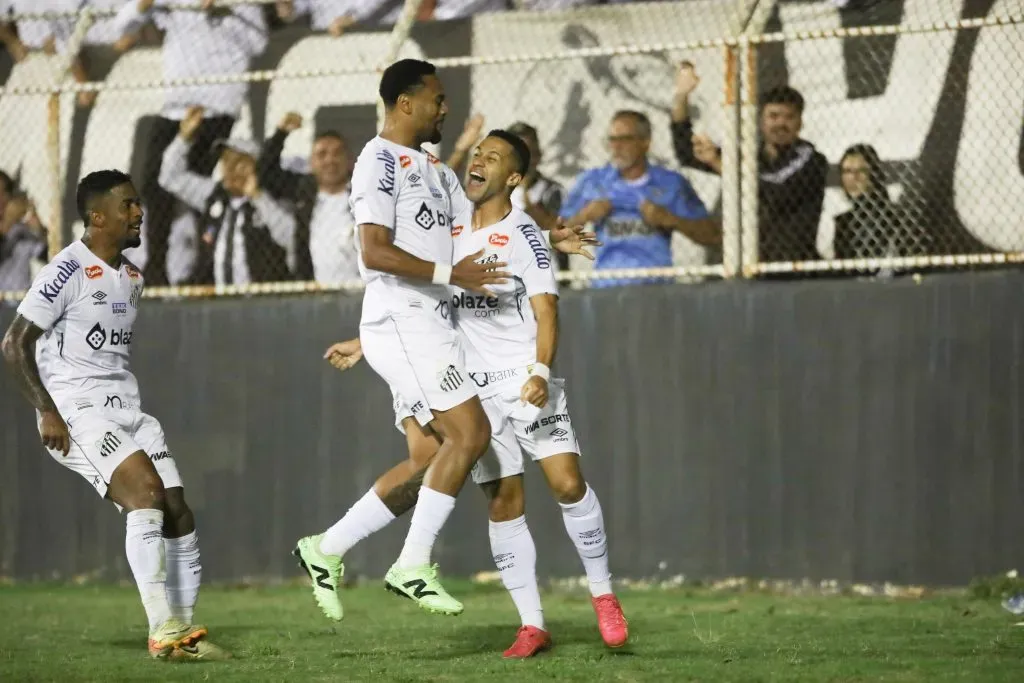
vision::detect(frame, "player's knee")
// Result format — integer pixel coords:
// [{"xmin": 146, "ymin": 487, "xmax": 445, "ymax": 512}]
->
[
  {"xmin": 488, "ymin": 486, "xmax": 525, "ymax": 522},
  {"xmin": 124, "ymin": 475, "xmax": 166, "ymax": 512},
  {"xmin": 550, "ymin": 473, "xmax": 587, "ymax": 505}
]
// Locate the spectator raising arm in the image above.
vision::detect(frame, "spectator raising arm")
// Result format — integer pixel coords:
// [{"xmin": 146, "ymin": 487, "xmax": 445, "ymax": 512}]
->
[{"xmin": 257, "ymin": 112, "xmax": 305, "ymax": 201}]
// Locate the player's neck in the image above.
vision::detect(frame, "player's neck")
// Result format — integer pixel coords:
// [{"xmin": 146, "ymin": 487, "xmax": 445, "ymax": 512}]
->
[
  {"xmin": 471, "ymin": 195, "xmax": 513, "ymax": 230},
  {"xmin": 80, "ymin": 233, "xmax": 122, "ymax": 268},
  {"xmin": 379, "ymin": 120, "xmax": 423, "ymax": 150}
]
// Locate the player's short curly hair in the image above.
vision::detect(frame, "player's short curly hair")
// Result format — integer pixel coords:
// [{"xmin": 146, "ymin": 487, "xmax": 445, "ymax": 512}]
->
[
  {"xmin": 77, "ymin": 169, "xmax": 132, "ymax": 226},
  {"xmin": 379, "ymin": 59, "xmax": 437, "ymax": 108},
  {"xmin": 488, "ymin": 129, "xmax": 531, "ymax": 177}
]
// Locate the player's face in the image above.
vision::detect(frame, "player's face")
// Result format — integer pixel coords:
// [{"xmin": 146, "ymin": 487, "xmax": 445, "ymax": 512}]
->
[
  {"xmin": 96, "ymin": 182, "xmax": 143, "ymax": 249},
  {"xmin": 407, "ymin": 74, "xmax": 448, "ymax": 145},
  {"xmin": 310, "ymin": 136, "xmax": 351, "ymax": 189},
  {"xmin": 607, "ymin": 116, "xmax": 649, "ymax": 171},
  {"xmin": 464, "ymin": 137, "xmax": 522, "ymax": 204},
  {"xmin": 761, "ymin": 103, "xmax": 801, "ymax": 148}
]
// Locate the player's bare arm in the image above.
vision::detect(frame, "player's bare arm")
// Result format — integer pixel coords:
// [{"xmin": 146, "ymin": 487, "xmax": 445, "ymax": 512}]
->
[
  {"xmin": 521, "ymin": 293, "xmax": 558, "ymax": 409},
  {"xmin": 324, "ymin": 338, "xmax": 363, "ymax": 372},
  {"xmin": 1, "ymin": 315, "xmax": 70, "ymax": 454},
  {"xmin": 639, "ymin": 200, "xmax": 721, "ymax": 246},
  {"xmin": 360, "ymin": 224, "xmax": 511, "ymax": 295}
]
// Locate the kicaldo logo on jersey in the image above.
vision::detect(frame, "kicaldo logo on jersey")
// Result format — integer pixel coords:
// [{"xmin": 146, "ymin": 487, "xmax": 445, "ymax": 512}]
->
[
  {"xmin": 451, "ymin": 291, "xmax": 500, "ymax": 318},
  {"xmin": 488, "ymin": 233, "xmax": 509, "ymax": 247},
  {"xmin": 39, "ymin": 259, "xmax": 81, "ymax": 303},
  {"xmin": 376, "ymin": 149, "xmax": 396, "ymax": 197}
]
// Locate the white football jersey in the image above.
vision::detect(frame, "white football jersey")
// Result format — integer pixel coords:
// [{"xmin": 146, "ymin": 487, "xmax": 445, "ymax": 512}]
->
[
  {"xmin": 451, "ymin": 207, "xmax": 558, "ymax": 375},
  {"xmin": 16, "ymin": 241, "xmax": 144, "ymax": 413},
  {"xmin": 350, "ymin": 136, "xmax": 473, "ymax": 324}
]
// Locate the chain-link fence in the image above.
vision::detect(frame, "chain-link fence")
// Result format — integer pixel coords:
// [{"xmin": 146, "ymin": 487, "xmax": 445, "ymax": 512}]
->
[{"xmin": 0, "ymin": 0, "xmax": 1021, "ymax": 300}]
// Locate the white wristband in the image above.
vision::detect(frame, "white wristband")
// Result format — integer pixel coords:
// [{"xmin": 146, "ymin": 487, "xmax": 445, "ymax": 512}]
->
[
  {"xmin": 530, "ymin": 362, "xmax": 550, "ymax": 380},
  {"xmin": 432, "ymin": 264, "xmax": 452, "ymax": 285}
]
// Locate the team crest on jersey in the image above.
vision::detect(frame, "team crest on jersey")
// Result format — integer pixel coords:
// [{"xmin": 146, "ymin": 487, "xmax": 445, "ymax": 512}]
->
[
  {"xmin": 451, "ymin": 224, "xmax": 463, "ymax": 236},
  {"xmin": 489, "ymin": 233, "xmax": 509, "ymax": 247},
  {"xmin": 399, "ymin": 155, "xmax": 412, "ymax": 169},
  {"xmin": 85, "ymin": 265, "xmax": 103, "ymax": 279},
  {"xmin": 129, "ymin": 285, "xmax": 141, "ymax": 308}
]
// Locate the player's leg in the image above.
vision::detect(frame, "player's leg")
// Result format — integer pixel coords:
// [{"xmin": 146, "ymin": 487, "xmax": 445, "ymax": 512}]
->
[
  {"xmin": 295, "ymin": 416, "xmax": 442, "ymax": 621},
  {"xmin": 384, "ymin": 396, "xmax": 491, "ymax": 615},
  {"xmin": 481, "ymin": 473, "xmax": 552, "ymax": 659},
  {"xmin": 524, "ymin": 381, "xmax": 628, "ymax": 648}
]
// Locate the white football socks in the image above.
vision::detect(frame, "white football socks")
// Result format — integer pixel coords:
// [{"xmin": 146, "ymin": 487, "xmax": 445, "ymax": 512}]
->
[
  {"xmin": 489, "ymin": 516, "xmax": 544, "ymax": 630},
  {"xmin": 397, "ymin": 487, "xmax": 456, "ymax": 568},
  {"xmin": 125, "ymin": 509, "xmax": 173, "ymax": 632},
  {"xmin": 559, "ymin": 485, "xmax": 613, "ymax": 597},
  {"xmin": 164, "ymin": 531, "xmax": 202, "ymax": 624},
  {"xmin": 320, "ymin": 488, "xmax": 396, "ymax": 557}
]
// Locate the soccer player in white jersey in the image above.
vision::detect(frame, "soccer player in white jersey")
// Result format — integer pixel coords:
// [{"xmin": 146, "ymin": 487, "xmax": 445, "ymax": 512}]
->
[
  {"xmin": 1, "ymin": 171, "xmax": 226, "ymax": 661},
  {"xmin": 317, "ymin": 131, "xmax": 626, "ymax": 657},
  {"xmin": 292, "ymin": 59, "xmax": 510, "ymax": 618}
]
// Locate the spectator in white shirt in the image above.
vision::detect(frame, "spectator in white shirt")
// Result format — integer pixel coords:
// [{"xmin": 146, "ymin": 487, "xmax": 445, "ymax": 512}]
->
[
  {"xmin": 113, "ymin": 0, "xmax": 269, "ymax": 285},
  {"xmin": 257, "ymin": 112, "xmax": 358, "ymax": 285},
  {"xmin": 274, "ymin": 0, "xmax": 405, "ymax": 34},
  {"xmin": 159, "ymin": 107, "xmax": 297, "ymax": 286}
]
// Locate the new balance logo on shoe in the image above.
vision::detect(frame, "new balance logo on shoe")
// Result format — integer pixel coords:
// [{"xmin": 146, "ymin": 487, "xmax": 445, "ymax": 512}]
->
[
  {"xmin": 311, "ymin": 564, "xmax": 333, "ymax": 591},
  {"xmin": 403, "ymin": 579, "xmax": 438, "ymax": 599}
]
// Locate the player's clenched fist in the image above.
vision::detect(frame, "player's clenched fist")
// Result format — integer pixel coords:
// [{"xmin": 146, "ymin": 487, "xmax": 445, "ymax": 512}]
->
[
  {"xmin": 39, "ymin": 410, "xmax": 70, "ymax": 456},
  {"xmin": 451, "ymin": 249, "xmax": 511, "ymax": 297},
  {"xmin": 520, "ymin": 376, "xmax": 548, "ymax": 409},
  {"xmin": 324, "ymin": 338, "xmax": 363, "ymax": 372}
]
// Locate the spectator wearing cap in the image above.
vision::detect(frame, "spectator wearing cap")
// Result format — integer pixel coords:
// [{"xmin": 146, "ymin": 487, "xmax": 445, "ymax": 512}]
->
[
  {"xmin": 671, "ymin": 62, "xmax": 827, "ymax": 263},
  {"xmin": 158, "ymin": 106, "xmax": 296, "ymax": 286},
  {"xmin": 257, "ymin": 111, "xmax": 357, "ymax": 284}
]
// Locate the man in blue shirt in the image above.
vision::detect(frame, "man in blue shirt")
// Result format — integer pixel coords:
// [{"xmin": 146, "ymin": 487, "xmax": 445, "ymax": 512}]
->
[{"xmin": 561, "ymin": 110, "xmax": 719, "ymax": 287}]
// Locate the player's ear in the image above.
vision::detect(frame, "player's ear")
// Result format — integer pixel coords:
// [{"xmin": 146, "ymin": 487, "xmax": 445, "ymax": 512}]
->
[{"xmin": 507, "ymin": 172, "xmax": 523, "ymax": 190}]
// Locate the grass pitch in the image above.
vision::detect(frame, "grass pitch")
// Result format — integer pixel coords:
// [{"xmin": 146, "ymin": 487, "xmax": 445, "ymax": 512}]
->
[{"xmin": 1, "ymin": 580, "xmax": 1021, "ymax": 682}]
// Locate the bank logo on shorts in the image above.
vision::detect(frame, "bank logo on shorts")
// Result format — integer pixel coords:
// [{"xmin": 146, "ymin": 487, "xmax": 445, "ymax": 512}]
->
[
  {"xmin": 438, "ymin": 364, "xmax": 464, "ymax": 393},
  {"xmin": 96, "ymin": 431, "xmax": 121, "ymax": 457}
]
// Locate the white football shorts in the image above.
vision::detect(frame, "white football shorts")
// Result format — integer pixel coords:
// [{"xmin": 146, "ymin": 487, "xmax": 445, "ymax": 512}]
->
[
  {"xmin": 393, "ymin": 375, "xmax": 580, "ymax": 484},
  {"xmin": 361, "ymin": 308, "xmax": 477, "ymax": 428},
  {"xmin": 43, "ymin": 400, "xmax": 182, "ymax": 499}
]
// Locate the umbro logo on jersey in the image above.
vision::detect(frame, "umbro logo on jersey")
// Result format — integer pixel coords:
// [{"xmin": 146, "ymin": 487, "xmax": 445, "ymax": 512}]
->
[
  {"xmin": 415, "ymin": 202, "xmax": 436, "ymax": 230},
  {"xmin": 85, "ymin": 265, "xmax": 103, "ymax": 279},
  {"xmin": 408, "ymin": 173, "xmax": 421, "ymax": 187},
  {"xmin": 38, "ymin": 259, "xmax": 80, "ymax": 302},
  {"xmin": 489, "ymin": 233, "xmax": 509, "ymax": 247},
  {"xmin": 438, "ymin": 365, "xmax": 464, "ymax": 393},
  {"xmin": 92, "ymin": 291, "xmax": 106, "ymax": 301}
]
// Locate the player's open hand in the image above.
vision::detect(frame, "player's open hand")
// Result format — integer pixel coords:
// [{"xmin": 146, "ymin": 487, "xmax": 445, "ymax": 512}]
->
[
  {"xmin": 324, "ymin": 338, "xmax": 363, "ymax": 372},
  {"xmin": 452, "ymin": 250, "xmax": 511, "ymax": 297},
  {"xmin": 40, "ymin": 410, "xmax": 70, "ymax": 456},
  {"xmin": 520, "ymin": 376, "xmax": 549, "ymax": 409},
  {"xmin": 551, "ymin": 221, "xmax": 601, "ymax": 261}
]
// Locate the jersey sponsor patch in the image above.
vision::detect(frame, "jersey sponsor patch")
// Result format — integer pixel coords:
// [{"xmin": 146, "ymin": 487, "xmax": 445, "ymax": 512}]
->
[
  {"xmin": 85, "ymin": 265, "xmax": 103, "ymax": 279},
  {"xmin": 126, "ymin": 265, "xmax": 141, "ymax": 279},
  {"xmin": 38, "ymin": 259, "xmax": 81, "ymax": 302},
  {"xmin": 451, "ymin": 224, "xmax": 463, "ymax": 236},
  {"xmin": 415, "ymin": 202, "xmax": 436, "ymax": 230},
  {"xmin": 112, "ymin": 302, "xmax": 127, "ymax": 316},
  {"xmin": 519, "ymin": 224, "xmax": 551, "ymax": 269},
  {"xmin": 91, "ymin": 291, "xmax": 107, "ymax": 305},
  {"xmin": 489, "ymin": 233, "xmax": 509, "ymax": 247},
  {"xmin": 399, "ymin": 155, "xmax": 412, "ymax": 169},
  {"xmin": 376, "ymin": 149, "xmax": 396, "ymax": 196},
  {"xmin": 426, "ymin": 152, "xmax": 440, "ymax": 165}
]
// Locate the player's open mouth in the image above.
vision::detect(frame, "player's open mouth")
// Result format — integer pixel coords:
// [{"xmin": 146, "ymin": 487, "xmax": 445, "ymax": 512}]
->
[{"xmin": 467, "ymin": 171, "xmax": 486, "ymax": 188}]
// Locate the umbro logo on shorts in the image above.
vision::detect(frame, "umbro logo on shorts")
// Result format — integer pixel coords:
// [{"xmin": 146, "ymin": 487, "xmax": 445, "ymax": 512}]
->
[{"xmin": 550, "ymin": 427, "xmax": 569, "ymax": 440}]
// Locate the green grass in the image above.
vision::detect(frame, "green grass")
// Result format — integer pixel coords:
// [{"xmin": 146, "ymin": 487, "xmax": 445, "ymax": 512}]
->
[{"xmin": 1, "ymin": 581, "xmax": 1021, "ymax": 682}]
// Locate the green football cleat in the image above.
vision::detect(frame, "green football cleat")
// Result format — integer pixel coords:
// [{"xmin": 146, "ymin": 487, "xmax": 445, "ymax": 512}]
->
[
  {"xmin": 293, "ymin": 533, "xmax": 345, "ymax": 621},
  {"xmin": 384, "ymin": 563, "xmax": 464, "ymax": 616}
]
